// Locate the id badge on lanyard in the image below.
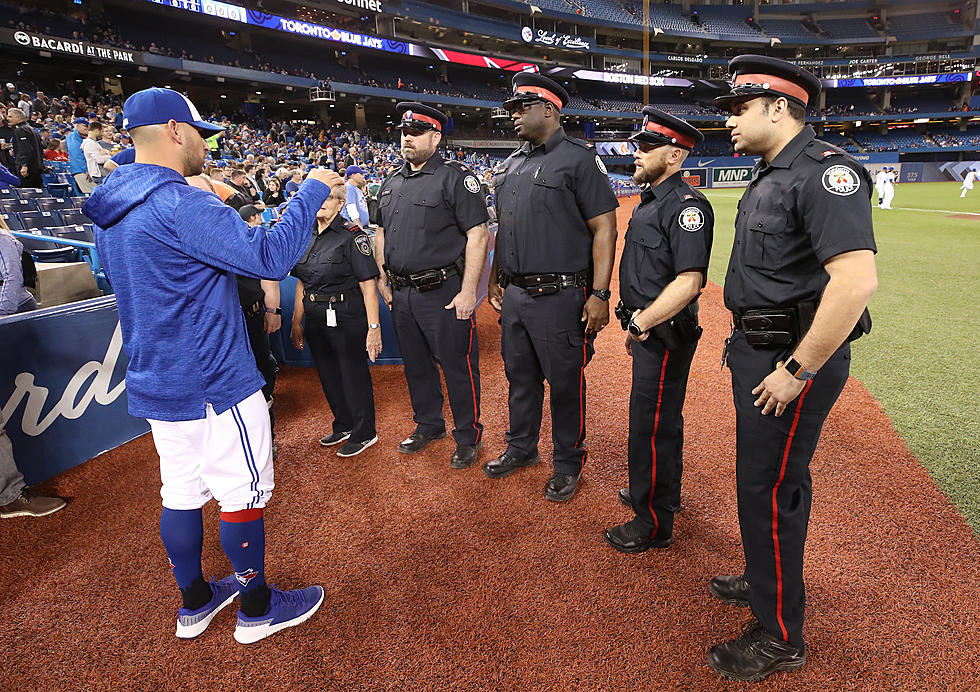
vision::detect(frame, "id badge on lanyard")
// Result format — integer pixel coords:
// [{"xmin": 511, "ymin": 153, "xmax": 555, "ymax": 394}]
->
[{"xmin": 326, "ymin": 305, "xmax": 337, "ymax": 327}]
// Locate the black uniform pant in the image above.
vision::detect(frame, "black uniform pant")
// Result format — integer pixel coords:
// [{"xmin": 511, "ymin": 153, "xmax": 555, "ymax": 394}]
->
[
  {"xmin": 627, "ymin": 335, "xmax": 697, "ymax": 536},
  {"xmin": 304, "ymin": 295, "xmax": 377, "ymax": 444},
  {"xmin": 244, "ymin": 309, "xmax": 278, "ymax": 437},
  {"xmin": 19, "ymin": 170, "xmax": 43, "ymax": 189},
  {"xmin": 728, "ymin": 330, "xmax": 850, "ymax": 647},
  {"xmin": 390, "ymin": 274, "xmax": 482, "ymax": 446},
  {"xmin": 500, "ymin": 283, "xmax": 594, "ymax": 476}
]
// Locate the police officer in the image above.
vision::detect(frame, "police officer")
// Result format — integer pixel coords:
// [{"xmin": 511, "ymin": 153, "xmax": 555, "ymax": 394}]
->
[
  {"xmin": 291, "ymin": 185, "xmax": 382, "ymax": 458},
  {"xmin": 707, "ymin": 56, "xmax": 878, "ymax": 682},
  {"xmin": 485, "ymin": 74, "xmax": 619, "ymax": 502},
  {"xmin": 603, "ymin": 108, "xmax": 712, "ymax": 553},
  {"xmin": 374, "ymin": 102, "xmax": 490, "ymax": 469}
]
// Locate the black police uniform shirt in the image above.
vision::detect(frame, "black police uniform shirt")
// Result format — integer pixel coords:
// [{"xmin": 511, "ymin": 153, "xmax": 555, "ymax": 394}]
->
[
  {"xmin": 291, "ymin": 215, "xmax": 379, "ymax": 294},
  {"xmin": 377, "ymin": 155, "xmax": 489, "ymax": 276},
  {"xmin": 725, "ymin": 126, "xmax": 877, "ymax": 312},
  {"xmin": 619, "ymin": 171, "xmax": 713, "ymax": 309},
  {"xmin": 494, "ymin": 128, "xmax": 619, "ymax": 275}
]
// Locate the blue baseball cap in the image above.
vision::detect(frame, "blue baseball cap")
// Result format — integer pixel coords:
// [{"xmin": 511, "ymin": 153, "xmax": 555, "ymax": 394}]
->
[
  {"xmin": 73, "ymin": 117, "xmax": 89, "ymax": 125},
  {"xmin": 122, "ymin": 87, "xmax": 224, "ymax": 135},
  {"xmin": 345, "ymin": 165, "xmax": 365, "ymax": 177},
  {"xmin": 215, "ymin": 160, "xmax": 228, "ymax": 168}
]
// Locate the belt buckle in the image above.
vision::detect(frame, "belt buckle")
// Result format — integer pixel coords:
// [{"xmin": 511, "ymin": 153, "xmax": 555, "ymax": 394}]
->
[{"xmin": 413, "ymin": 270, "xmax": 442, "ymax": 291}]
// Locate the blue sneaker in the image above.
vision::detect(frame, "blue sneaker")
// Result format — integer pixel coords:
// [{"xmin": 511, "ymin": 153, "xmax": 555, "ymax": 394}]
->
[
  {"xmin": 175, "ymin": 575, "xmax": 240, "ymax": 639},
  {"xmin": 233, "ymin": 585, "xmax": 324, "ymax": 644}
]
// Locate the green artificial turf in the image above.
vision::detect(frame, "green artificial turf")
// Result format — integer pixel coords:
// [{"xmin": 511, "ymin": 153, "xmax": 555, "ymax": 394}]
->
[{"xmin": 701, "ymin": 181, "xmax": 980, "ymax": 535}]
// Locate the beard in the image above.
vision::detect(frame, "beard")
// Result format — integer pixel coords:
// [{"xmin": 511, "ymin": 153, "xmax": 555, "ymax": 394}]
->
[
  {"xmin": 182, "ymin": 143, "xmax": 206, "ymax": 177},
  {"xmin": 633, "ymin": 159, "xmax": 667, "ymax": 185},
  {"xmin": 402, "ymin": 143, "xmax": 433, "ymax": 165}
]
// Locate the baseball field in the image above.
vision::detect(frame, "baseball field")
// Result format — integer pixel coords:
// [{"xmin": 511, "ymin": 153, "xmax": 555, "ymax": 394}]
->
[{"xmin": 1, "ymin": 183, "xmax": 978, "ymax": 689}]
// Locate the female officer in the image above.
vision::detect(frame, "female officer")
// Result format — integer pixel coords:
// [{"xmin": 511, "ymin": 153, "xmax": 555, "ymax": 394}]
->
[{"xmin": 290, "ymin": 185, "xmax": 382, "ymax": 457}]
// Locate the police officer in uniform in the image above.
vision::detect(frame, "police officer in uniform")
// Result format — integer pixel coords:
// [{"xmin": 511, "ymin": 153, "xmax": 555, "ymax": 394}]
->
[
  {"xmin": 291, "ymin": 185, "xmax": 382, "ymax": 458},
  {"xmin": 374, "ymin": 102, "xmax": 490, "ymax": 469},
  {"xmin": 707, "ymin": 56, "xmax": 878, "ymax": 682},
  {"xmin": 603, "ymin": 107, "xmax": 712, "ymax": 552},
  {"xmin": 485, "ymin": 74, "xmax": 619, "ymax": 502}
]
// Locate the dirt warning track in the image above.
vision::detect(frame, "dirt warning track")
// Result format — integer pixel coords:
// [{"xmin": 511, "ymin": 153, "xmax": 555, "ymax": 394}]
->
[{"xmin": 2, "ymin": 199, "xmax": 979, "ymax": 690}]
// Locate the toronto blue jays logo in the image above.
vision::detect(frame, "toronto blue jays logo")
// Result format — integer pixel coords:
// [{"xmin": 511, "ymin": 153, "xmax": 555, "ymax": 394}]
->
[{"xmin": 235, "ymin": 568, "xmax": 259, "ymax": 587}]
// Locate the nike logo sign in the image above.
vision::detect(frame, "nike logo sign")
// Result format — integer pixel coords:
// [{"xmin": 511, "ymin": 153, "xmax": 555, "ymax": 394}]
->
[{"xmin": 697, "ymin": 159, "xmax": 715, "ymax": 167}]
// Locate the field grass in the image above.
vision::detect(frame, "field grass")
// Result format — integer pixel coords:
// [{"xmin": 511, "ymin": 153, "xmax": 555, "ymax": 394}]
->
[{"xmin": 701, "ymin": 181, "xmax": 980, "ymax": 535}]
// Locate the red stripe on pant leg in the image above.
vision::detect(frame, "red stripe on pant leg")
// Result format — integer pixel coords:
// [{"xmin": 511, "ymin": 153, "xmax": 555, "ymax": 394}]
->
[
  {"xmin": 577, "ymin": 287, "xmax": 589, "ymax": 472},
  {"xmin": 221, "ymin": 508, "xmax": 263, "ymax": 523},
  {"xmin": 647, "ymin": 350, "xmax": 670, "ymax": 536},
  {"xmin": 466, "ymin": 316, "xmax": 480, "ymax": 443},
  {"xmin": 771, "ymin": 380, "xmax": 813, "ymax": 642}
]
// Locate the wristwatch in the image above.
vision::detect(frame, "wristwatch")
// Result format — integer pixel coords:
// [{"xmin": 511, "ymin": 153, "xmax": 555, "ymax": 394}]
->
[
  {"xmin": 784, "ymin": 356, "xmax": 817, "ymax": 381},
  {"xmin": 265, "ymin": 307, "xmax": 282, "ymax": 315},
  {"xmin": 368, "ymin": 323, "xmax": 381, "ymax": 330},
  {"xmin": 627, "ymin": 317, "xmax": 645, "ymax": 337},
  {"xmin": 592, "ymin": 288, "xmax": 611, "ymax": 301}
]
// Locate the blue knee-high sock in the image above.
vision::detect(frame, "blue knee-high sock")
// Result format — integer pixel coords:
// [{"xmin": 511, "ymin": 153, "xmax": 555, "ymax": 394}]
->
[
  {"xmin": 160, "ymin": 507, "xmax": 204, "ymax": 590},
  {"xmin": 220, "ymin": 510, "xmax": 269, "ymax": 616}
]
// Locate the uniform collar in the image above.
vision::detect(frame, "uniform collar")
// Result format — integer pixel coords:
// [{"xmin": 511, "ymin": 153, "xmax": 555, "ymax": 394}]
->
[
  {"xmin": 641, "ymin": 170, "xmax": 685, "ymax": 202},
  {"xmin": 327, "ymin": 215, "xmax": 349, "ymax": 234},
  {"xmin": 520, "ymin": 127, "xmax": 566, "ymax": 156},
  {"xmin": 400, "ymin": 153, "xmax": 443, "ymax": 177},
  {"xmin": 766, "ymin": 126, "xmax": 816, "ymax": 169}
]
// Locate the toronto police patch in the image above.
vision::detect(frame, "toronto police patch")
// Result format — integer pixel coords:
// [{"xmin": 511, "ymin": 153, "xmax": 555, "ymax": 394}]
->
[
  {"xmin": 355, "ymin": 234, "xmax": 372, "ymax": 256},
  {"xmin": 595, "ymin": 155, "xmax": 607, "ymax": 174},
  {"xmin": 822, "ymin": 165, "xmax": 860, "ymax": 196},
  {"xmin": 464, "ymin": 175, "xmax": 481, "ymax": 194},
  {"xmin": 678, "ymin": 206, "xmax": 705, "ymax": 232}
]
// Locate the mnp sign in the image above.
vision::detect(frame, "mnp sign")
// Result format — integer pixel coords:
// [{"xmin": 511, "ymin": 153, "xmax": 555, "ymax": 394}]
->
[
  {"xmin": 712, "ymin": 167, "xmax": 754, "ymax": 188},
  {"xmin": 0, "ymin": 296, "xmax": 149, "ymax": 485}
]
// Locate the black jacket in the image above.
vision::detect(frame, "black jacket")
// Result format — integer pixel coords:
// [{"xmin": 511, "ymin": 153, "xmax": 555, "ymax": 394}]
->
[{"xmin": 13, "ymin": 122, "xmax": 43, "ymax": 174}]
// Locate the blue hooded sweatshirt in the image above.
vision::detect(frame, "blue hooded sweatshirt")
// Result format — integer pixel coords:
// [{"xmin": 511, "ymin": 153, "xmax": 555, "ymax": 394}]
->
[{"xmin": 83, "ymin": 163, "xmax": 329, "ymax": 421}]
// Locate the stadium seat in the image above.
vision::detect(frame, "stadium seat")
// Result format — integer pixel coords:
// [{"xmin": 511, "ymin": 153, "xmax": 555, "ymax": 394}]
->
[
  {"xmin": 47, "ymin": 182, "xmax": 72, "ymax": 198},
  {"xmin": 18, "ymin": 211, "xmax": 64, "ymax": 230},
  {"xmin": 52, "ymin": 226, "xmax": 95, "ymax": 243},
  {"xmin": 1, "ymin": 213, "xmax": 23, "ymax": 231},
  {"xmin": 16, "ymin": 233, "xmax": 78, "ymax": 263},
  {"xmin": 17, "ymin": 188, "xmax": 49, "ymax": 200},
  {"xmin": 0, "ymin": 187, "xmax": 19, "ymax": 200},
  {"xmin": 36, "ymin": 198, "xmax": 73, "ymax": 213},
  {"xmin": 59, "ymin": 209, "xmax": 92, "ymax": 226},
  {"xmin": 70, "ymin": 198, "xmax": 88, "ymax": 209},
  {"xmin": 0, "ymin": 199, "xmax": 39, "ymax": 214}
]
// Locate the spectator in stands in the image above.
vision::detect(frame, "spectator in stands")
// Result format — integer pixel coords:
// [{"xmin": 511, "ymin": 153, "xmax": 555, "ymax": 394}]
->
[
  {"xmin": 44, "ymin": 137, "xmax": 69, "ymax": 161},
  {"xmin": 8, "ymin": 108, "xmax": 44, "ymax": 189},
  {"xmin": 226, "ymin": 168, "xmax": 259, "ymax": 209},
  {"xmin": 341, "ymin": 165, "xmax": 369, "ymax": 227},
  {"xmin": 262, "ymin": 176, "xmax": 285, "ymax": 206},
  {"xmin": 16, "ymin": 94, "xmax": 31, "ymax": 118},
  {"xmin": 32, "ymin": 91, "xmax": 49, "ymax": 119},
  {"xmin": 0, "ymin": 216, "xmax": 37, "ymax": 316},
  {"xmin": 66, "ymin": 117, "xmax": 91, "ymax": 193},
  {"xmin": 0, "ymin": 107, "xmax": 13, "ymax": 144},
  {"xmin": 0, "ymin": 424, "xmax": 68, "ymax": 519},
  {"xmin": 285, "ymin": 169, "xmax": 302, "ymax": 198},
  {"xmin": 81, "ymin": 121, "xmax": 112, "ymax": 188}
]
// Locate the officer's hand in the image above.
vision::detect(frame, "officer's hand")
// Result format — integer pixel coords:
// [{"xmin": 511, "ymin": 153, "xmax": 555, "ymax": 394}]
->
[
  {"xmin": 629, "ymin": 329, "xmax": 649, "ymax": 343},
  {"xmin": 625, "ymin": 335, "xmax": 633, "ymax": 357},
  {"xmin": 306, "ymin": 168, "xmax": 344, "ymax": 190},
  {"xmin": 264, "ymin": 312, "xmax": 281, "ymax": 334},
  {"xmin": 445, "ymin": 290, "xmax": 476, "ymax": 321},
  {"xmin": 377, "ymin": 276, "xmax": 392, "ymax": 308},
  {"xmin": 19, "ymin": 165, "xmax": 27, "ymax": 177},
  {"xmin": 366, "ymin": 329, "xmax": 382, "ymax": 362},
  {"xmin": 581, "ymin": 296, "xmax": 609, "ymax": 334},
  {"xmin": 487, "ymin": 281, "xmax": 503, "ymax": 313},
  {"xmin": 752, "ymin": 362, "xmax": 807, "ymax": 417},
  {"xmin": 290, "ymin": 323, "xmax": 305, "ymax": 351}
]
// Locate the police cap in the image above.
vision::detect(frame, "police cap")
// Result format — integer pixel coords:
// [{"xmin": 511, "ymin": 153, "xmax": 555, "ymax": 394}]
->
[
  {"xmin": 714, "ymin": 55, "xmax": 822, "ymax": 111},
  {"xmin": 395, "ymin": 102, "xmax": 447, "ymax": 133},
  {"xmin": 629, "ymin": 106, "xmax": 704, "ymax": 150},
  {"xmin": 502, "ymin": 73, "xmax": 569, "ymax": 112}
]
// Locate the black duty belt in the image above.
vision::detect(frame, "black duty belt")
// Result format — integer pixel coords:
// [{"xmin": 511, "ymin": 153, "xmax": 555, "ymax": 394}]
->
[
  {"xmin": 307, "ymin": 290, "xmax": 351, "ymax": 303},
  {"xmin": 387, "ymin": 263, "xmax": 459, "ymax": 292},
  {"xmin": 499, "ymin": 269, "xmax": 590, "ymax": 296},
  {"xmin": 616, "ymin": 299, "xmax": 701, "ymax": 350},
  {"xmin": 731, "ymin": 302, "xmax": 815, "ymax": 347}
]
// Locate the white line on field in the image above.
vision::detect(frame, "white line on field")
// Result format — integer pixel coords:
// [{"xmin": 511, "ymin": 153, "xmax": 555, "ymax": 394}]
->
[{"xmin": 890, "ymin": 206, "xmax": 980, "ymax": 216}]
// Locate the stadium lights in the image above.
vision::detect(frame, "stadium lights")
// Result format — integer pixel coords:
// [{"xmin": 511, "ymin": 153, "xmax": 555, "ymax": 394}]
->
[
  {"xmin": 220, "ymin": 94, "xmax": 227, "ymax": 98},
  {"xmin": 914, "ymin": 118, "xmax": 929, "ymax": 123},
  {"xmin": 115, "ymin": 74, "xmax": 121, "ymax": 78},
  {"xmin": 256, "ymin": 91, "xmax": 262, "ymax": 95},
  {"xmin": 278, "ymin": 100, "xmax": 285, "ymax": 104}
]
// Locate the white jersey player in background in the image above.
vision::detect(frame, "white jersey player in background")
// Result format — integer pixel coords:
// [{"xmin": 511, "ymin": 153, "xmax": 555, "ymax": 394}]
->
[
  {"xmin": 960, "ymin": 167, "xmax": 977, "ymax": 198},
  {"xmin": 875, "ymin": 168, "xmax": 887, "ymax": 207},
  {"xmin": 880, "ymin": 166, "xmax": 895, "ymax": 209}
]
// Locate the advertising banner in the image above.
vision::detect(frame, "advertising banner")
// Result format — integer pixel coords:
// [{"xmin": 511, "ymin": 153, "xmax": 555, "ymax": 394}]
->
[
  {"xmin": 0, "ymin": 28, "xmax": 144, "ymax": 65},
  {"xmin": 680, "ymin": 167, "xmax": 709, "ymax": 188},
  {"xmin": 826, "ymin": 72, "xmax": 972, "ymax": 88},
  {"xmin": 521, "ymin": 27, "xmax": 593, "ymax": 51},
  {"xmin": 712, "ymin": 166, "xmax": 754, "ymax": 188},
  {"xmin": 595, "ymin": 141, "xmax": 637, "ymax": 156},
  {"xmin": 0, "ymin": 297, "xmax": 150, "ymax": 485}
]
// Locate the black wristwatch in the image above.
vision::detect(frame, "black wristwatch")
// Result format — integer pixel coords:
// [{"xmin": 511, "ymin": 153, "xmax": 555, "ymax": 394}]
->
[
  {"xmin": 265, "ymin": 307, "xmax": 282, "ymax": 315},
  {"xmin": 592, "ymin": 288, "xmax": 611, "ymax": 301},
  {"xmin": 627, "ymin": 318, "xmax": 645, "ymax": 337},
  {"xmin": 784, "ymin": 356, "xmax": 817, "ymax": 381}
]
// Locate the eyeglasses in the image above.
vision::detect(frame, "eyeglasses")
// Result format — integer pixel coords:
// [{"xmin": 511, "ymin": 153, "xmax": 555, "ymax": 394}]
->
[{"xmin": 505, "ymin": 100, "xmax": 546, "ymax": 115}]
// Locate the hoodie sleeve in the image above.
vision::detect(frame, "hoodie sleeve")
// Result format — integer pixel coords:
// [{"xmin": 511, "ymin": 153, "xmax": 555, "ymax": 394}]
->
[{"xmin": 173, "ymin": 178, "xmax": 330, "ymax": 280}]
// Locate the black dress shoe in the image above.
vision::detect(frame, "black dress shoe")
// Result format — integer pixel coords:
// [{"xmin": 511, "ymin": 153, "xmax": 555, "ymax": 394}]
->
[
  {"xmin": 707, "ymin": 620, "xmax": 806, "ymax": 682},
  {"xmin": 397, "ymin": 429, "xmax": 446, "ymax": 454},
  {"xmin": 709, "ymin": 574, "xmax": 751, "ymax": 607},
  {"xmin": 543, "ymin": 472, "xmax": 580, "ymax": 502},
  {"xmin": 483, "ymin": 451, "xmax": 540, "ymax": 479},
  {"xmin": 618, "ymin": 487, "xmax": 682, "ymax": 513},
  {"xmin": 320, "ymin": 430, "xmax": 352, "ymax": 447},
  {"xmin": 604, "ymin": 519, "xmax": 672, "ymax": 553},
  {"xmin": 450, "ymin": 442, "xmax": 482, "ymax": 469}
]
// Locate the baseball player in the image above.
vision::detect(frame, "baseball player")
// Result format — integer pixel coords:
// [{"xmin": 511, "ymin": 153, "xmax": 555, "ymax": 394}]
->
[
  {"xmin": 960, "ymin": 167, "xmax": 977, "ymax": 198},
  {"xmin": 880, "ymin": 166, "xmax": 895, "ymax": 209},
  {"xmin": 874, "ymin": 167, "xmax": 887, "ymax": 207},
  {"xmin": 83, "ymin": 88, "xmax": 343, "ymax": 644}
]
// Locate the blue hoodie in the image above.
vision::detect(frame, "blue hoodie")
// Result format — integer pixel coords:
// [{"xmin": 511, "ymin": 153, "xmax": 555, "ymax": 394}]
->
[{"xmin": 84, "ymin": 163, "xmax": 329, "ymax": 421}]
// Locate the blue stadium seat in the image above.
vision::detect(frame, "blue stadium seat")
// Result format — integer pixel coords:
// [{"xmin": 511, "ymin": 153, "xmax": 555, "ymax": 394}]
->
[
  {"xmin": 70, "ymin": 198, "xmax": 88, "ymax": 209},
  {"xmin": 46, "ymin": 182, "xmax": 72, "ymax": 198},
  {"xmin": 36, "ymin": 198, "xmax": 72, "ymax": 212},
  {"xmin": 1, "ymin": 213, "xmax": 23, "ymax": 231},
  {"xmin": 51, "ymin": 225, "xmax": 95, "ymax": 243},
  {"xmin": 18, "ymin": 211, "xmax": 64, "ymax": 230},
  {"xmin": 59, "ymin": 209, "xmax": 91, "ymax": 226},
  {"xmin": 17, "ymin": 188, "xmax": 48, "ymax": 200},
  {"xmin": 0, "ymin": 199, "xmax": 39, "ymax": 214},
  {"xmin": 0, "ymin": 187, "xmax": 19, "ymax": 200}
]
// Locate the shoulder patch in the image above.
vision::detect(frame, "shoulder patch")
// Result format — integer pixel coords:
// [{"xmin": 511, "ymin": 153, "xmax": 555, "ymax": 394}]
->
[
  {"xmin": 595, "ymin": 155, "xmax": 607, "ymax": 175},
  {"xmin": 805, "ymin": 140, "xmax": 845, "ymax": 162},
  {"xmin": 380, "ymin": 189, "xmax": 392, "ymax": 196},
  {"xmin": 822, "ymin": 165, "xmax": 860, "ymax": 197},
  {"xmin": 354, "ymin": 233, "xmax": 372, "ymax": 256},
  {"xmin": 678, "ymin": 206, "xmax": 705, "ymax": 232},
  {"xmin": 683, "ymin": 194, "xmax": 694, "ymax": 200},
  {"xmin": 566, "ymin": 136, "xmax": 592, "ymax": 149},
  {"xmin": 463, "ymin": 175, "xmax": 481, "ymax": 194}
]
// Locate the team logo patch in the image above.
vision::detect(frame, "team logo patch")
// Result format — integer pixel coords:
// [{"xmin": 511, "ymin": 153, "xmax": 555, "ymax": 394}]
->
[
  {"xmin": 822, "ymin": 165, "xmax": 860, "ymax": 196},
  {"xmin": 821, "ymin": 150, "xmax": 836, "ymax": 157},
  {"xmin": 595, "ymin": 155, "xmax": 607, "ymax": 174},
  {"xmin": 464, "ymin": 175, "xmax": 481, "ymax": 194},
  {"xmin": 235, "ymin": 568, "xmax": 259, "ymax": 587},
  {"xmin": 678, "ymin": 207, "xmax": 705, "ymax": 232},
  {"xmin": 355, "ymin": 234, "xmax": 372, "ymax": 256}
]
